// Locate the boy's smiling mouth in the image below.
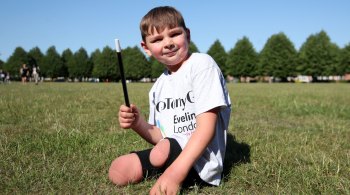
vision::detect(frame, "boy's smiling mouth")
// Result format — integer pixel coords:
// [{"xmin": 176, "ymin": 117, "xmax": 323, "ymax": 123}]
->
[{"xmin": 163, "ymin": 48, "xmax": 178, "ymax": 57}]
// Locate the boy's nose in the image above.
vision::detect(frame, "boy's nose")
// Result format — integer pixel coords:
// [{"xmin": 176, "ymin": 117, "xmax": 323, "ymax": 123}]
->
[
  {"xmin": 166, "ymin": 44, "xmax": 175, "ymax": 50},
  {"xmin": 164, "ymin": 38, "xmax": 175, "ymax": 49}
]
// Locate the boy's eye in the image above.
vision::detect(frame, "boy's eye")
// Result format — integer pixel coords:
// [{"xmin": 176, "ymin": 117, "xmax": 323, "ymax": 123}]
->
[
  {"xmin": 171, "ymin": 32, "xmax": 182, "ymax": 37},
  {"xmin": 150, "ymin": 38, "xmax": 162, "ymax": 43}
]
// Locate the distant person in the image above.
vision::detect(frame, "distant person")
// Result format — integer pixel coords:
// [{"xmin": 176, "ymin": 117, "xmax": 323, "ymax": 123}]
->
[
  {"xmin": 108, "ymin": 6, "xmax": 231, "ymax": 194},
  {"xmin": 5, "ymin": 72, "xmax": 10, "ymax": 84},
  {"xmin": 20, "ymin": 64, "xmax": 29, "ymax": 83},
  {"xmin": 0, "ymin": 69, "xmax": 4, "ymax": 83},
  {"xmin": 32, "ymin": 65, "xmax": 40, "ymax": 85}
]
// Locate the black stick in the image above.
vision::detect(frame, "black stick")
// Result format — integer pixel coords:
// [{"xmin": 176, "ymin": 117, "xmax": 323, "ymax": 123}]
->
[{"xmin": 115, "ymin": 39, "xmax": 130, "ymax": 107}]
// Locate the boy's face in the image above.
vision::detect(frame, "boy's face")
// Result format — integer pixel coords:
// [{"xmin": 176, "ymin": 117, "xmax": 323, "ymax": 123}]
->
[{"xmin": 141, "ymin": 26, "xmax": 190, "ymax": 70}]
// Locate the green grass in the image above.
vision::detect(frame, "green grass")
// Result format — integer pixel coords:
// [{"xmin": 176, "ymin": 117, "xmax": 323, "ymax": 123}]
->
[{"xmin": 1, "ymin": 82, "xmax": 349, "ymax": 194}]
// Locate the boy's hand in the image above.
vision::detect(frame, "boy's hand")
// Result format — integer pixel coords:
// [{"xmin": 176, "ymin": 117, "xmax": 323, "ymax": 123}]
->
[
  {"xmin": 150, "ymin": 175, "xmax": 180, "ymax": 195},
  {"xmin": 118, "ymin": 104, "xmax": 140, "ymax": 129},
  {"xmin": 149, "ymin": 167, "xmax": 183, "ymax": 195}
]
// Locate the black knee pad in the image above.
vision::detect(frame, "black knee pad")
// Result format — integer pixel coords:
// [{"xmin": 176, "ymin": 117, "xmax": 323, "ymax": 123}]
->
[{"xmin": 133, "ymin": 138, "xmax": 181, "ymax": 179}]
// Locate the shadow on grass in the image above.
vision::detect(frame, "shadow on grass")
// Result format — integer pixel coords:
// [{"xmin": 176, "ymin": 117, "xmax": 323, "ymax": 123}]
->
[
  {"xmin": 223, "ymin": 132, "xmax": 251, "ymax": 180},
  {"xmin": 180, "ymin": 133, "xmax": 250, "ymax": 193}
]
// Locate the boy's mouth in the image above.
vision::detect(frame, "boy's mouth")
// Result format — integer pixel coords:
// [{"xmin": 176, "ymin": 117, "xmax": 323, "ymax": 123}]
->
[{"xmin": 163, "ymin": 49, "xmax": 178, "ymax": 57}]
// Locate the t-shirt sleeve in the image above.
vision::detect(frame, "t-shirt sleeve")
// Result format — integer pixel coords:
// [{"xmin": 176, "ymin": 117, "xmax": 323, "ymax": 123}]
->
[{"xmin": 192, "ymin": 55, "xmax": 230, "ymax": 116}]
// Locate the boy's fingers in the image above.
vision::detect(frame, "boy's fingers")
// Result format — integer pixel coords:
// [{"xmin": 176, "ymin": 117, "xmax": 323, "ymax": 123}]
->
[
  {"xmin": 119, "ymin": 116, "xmax": 135, "ymax": 123},
  {"xmin": 118, "ymin": 104, "xmax": 139, "ymax": 129},
  {"xmin": 119, "ymin": 111, "xmax": 135, "ymax": 119},
  {"xmin": 130, "ymin": 104, "xmax": 139, "ymax": 113},
  {"xmin": 120, "ymin": 122, "xmax": 131, "ymax": 128},
  {"xmin": 119, "ymin": 118, "xmax": 135, "ymax": 129},
  {"xmin": 120, "ymin": 104, "xmax": 132, "ymax": 112}
]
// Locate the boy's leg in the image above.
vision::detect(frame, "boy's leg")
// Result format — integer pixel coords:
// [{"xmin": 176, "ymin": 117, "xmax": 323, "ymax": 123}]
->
[
  {"xmin": 150, "ymin": 138, "xmax": 211, "ymax": 188},
  {"xmin": 108, "ymin": 153, "xmax": 143, "ymax": 186},
  {"xmin": 131, "ymin": 138, "xmax": 177, "ymax": 180},
  {"xmin": 109, "ymin": 138, "xmax": 206, "ymax": 187},
  {"xmin": 109, "ymin": 139, "xmax": 171, "ymax": 187},
  {"xmin": 149, "ymin": 138, "xmax": 170, "ymax": 167}
]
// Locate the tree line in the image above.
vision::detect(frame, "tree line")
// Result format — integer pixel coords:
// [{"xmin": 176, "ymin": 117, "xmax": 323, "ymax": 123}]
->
[{"xmin": 1, "ymin": 30, "xmax": 349, "ymax": 82}]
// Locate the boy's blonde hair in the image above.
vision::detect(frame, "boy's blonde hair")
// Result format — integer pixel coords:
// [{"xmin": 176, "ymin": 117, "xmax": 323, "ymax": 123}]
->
[{"xmin": 140, "ymin": 6, "xmax": 187, "ymax": 41}]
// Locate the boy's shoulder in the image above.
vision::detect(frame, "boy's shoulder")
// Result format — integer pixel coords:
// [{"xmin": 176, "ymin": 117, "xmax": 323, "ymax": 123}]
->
[
  {"xmin": 190, "ymin": 53, "xmax": 214, "ymax": 62},
  {"xmin": 187, "ymin": 53, "xmax": 217, "ymax": 70}
]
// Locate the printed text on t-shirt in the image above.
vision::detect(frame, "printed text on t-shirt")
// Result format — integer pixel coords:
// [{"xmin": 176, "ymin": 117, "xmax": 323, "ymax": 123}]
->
[{"xmin": 156, "ymin": 91, "xmax": 194, "ymax": 112}]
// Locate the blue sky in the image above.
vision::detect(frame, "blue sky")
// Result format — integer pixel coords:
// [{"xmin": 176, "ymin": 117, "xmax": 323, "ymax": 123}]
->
[{"xmin": 1, "ymin": 0, "xmax": 349, "ymax": 62}]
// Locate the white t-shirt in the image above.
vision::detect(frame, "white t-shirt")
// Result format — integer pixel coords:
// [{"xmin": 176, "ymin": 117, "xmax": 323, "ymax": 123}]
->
[{"xmin": 148, "ymin": 53, "xmax": 231, "ymax": 186}]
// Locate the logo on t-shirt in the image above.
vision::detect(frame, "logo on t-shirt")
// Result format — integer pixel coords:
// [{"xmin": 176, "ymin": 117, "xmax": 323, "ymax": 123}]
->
[
  {"xmin": 155, "ymin": 90, "xmax": 196, "ymax": 136},
  {"xmin": 173, "ymin": 112, "xmax": 196, "ymax": 135},
  {"xmin": 155, "ymin": 90, "xmax": 194, "ymax": 113}
]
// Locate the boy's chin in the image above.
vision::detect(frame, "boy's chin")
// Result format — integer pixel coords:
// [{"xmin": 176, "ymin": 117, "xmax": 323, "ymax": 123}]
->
[{"xmin": 163, "ymin": 54, "xmax": 189, "ymax": 67}]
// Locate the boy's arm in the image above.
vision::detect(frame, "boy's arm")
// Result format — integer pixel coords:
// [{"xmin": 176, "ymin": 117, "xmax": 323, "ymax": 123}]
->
[
  {"xmin": 132, "ymin": 114, "xmax": 163, "ymax": 145},
  {"xmin": 150, "ymin": 107, "xmax": 219, "ymax": 194},
  {"xmin": 119, "ymin": 104, "xmax": 163, "ymax": 145}
]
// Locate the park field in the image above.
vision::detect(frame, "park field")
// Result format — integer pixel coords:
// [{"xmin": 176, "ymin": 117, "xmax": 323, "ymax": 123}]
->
[{"xmin": 0, "ymin": 82, "xmax": 349, "ymax": 194}]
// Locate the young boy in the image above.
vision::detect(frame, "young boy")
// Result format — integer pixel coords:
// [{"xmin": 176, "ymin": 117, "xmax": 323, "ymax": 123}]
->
[{"xmin": 109, "ymin": 6, "xmax": 231, "ymax": 194}]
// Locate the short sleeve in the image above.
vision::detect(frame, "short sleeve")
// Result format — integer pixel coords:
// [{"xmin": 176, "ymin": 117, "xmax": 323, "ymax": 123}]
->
[{"xmin": 192, "ymin": 55, "xmax": 229, "ymax": 116}]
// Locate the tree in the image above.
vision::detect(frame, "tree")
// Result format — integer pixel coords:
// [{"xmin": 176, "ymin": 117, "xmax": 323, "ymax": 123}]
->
[
  {"xmin": 0, "ymin": 60, "xmax": 4, "ymax": 70},
  {"xmin": 61, "ymin": 49, "xmax": 73, "ymax": 78},
  {"xmin": 27, "ymin": 47, "xmax": 44, "ymax": 69},
  {"xmin": 122, "ymin": 46, "xmax": 150, "ymax": 81},
  {"xmin": 149, "ymin": 56, "xmax": 165, "ymax": 79},
  {"xmin": 338, "ymin": 43, "xmax": 350, "ymax": 75},
  {"xmin": 41, "ymin": 46, "xmax": 64, "ymax": 78},
  {"xmin": 90, "ymin": 49, "xmax": 101, "ymax": 64},
  {"xmin": 207, "ymin": 40, "xmax": 228, "ymax": 76},
  {"xmin": 91, "ymin": 46, "xmax": 118, "ymax": 81},
  {"xmin": 226, "ymin": 37, "xmax": 258, "ymax": 78},
  {"xmin": 258, "ymin": 33, "xmax": 297, "ymax": 81},
  {"xmin": 67, "ymin": 47, "xmax": 92, "ymax": 80},
  {"xmin": 90, "ymin": 49, "xmax": 100, "ymax": 80},
  {"xmin": 3, "ymin": 47, "xmax": 29, "ymax": 78},
  {"xmin": 189, "ymin": 41, "xmax": 199, "ymax": 53},
  {"xmin": 324, "ymin": 44, "xmax": 341, "ymax": 76},
  {"xmin": 298, "ymin": 30, "xmax": 339, "ymax": 79}
]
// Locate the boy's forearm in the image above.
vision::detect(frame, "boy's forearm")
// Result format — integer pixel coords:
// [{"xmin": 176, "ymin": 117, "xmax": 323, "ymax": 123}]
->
[
  {"xmin": 166, "ymin": 110, "xmax": 218, "ymax": 182},
  {"xmin": 132, "ymin": 117, "xmax": 163, "ymax": 145}
]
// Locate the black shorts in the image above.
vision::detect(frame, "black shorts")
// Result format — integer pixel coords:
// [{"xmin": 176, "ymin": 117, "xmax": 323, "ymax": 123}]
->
[{"xmin": 133, "ymin": 138, "xmax": 210, "ymax": 187}]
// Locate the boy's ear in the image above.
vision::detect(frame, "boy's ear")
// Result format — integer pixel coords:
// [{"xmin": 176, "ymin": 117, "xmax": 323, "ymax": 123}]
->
[{"xmin": 141, "ymin": 41, "xmax": 152, "ymax": 57}]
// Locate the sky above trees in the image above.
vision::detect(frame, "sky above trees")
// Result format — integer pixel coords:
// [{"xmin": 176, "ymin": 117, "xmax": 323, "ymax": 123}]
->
[{"xmin": 1, "ymin": 0, "xmax": 349, "ymax": 62}]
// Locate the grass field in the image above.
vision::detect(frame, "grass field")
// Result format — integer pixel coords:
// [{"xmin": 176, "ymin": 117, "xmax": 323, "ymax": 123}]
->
[{"xmin": 0, "ymin": 82, "xmax": 349, "ymax": 194}]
